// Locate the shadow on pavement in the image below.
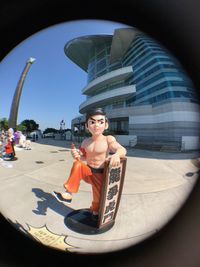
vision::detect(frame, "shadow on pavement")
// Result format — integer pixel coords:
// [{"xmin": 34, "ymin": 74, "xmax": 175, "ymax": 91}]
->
[
  {"xmin": 7, "ymin": 218, "xmax": 30, "ymax": 235},
  {"xmin": 32, "ymin": 188, "xmax": 74, "ymax": 217},
  {"xmin": 35, "ymin": 138, "xmax": 79, "ymax": 149}
]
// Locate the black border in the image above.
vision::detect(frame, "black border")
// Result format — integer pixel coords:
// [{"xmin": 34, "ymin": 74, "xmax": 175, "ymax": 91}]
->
[{"xmin": 1, "ymin": 0, "xmax": 200, "ymax": 266}]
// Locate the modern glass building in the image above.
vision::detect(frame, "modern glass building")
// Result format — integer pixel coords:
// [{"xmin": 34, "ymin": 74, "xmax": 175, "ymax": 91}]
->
[{"xmin": 64, "ymin": 28, "xmax": 200, "ymax": 151}]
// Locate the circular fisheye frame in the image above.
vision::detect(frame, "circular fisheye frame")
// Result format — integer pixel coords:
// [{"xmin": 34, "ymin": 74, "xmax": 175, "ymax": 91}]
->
[{"xmin": 0, "ymin": 19, "xmax": 199, "ymax": 255}]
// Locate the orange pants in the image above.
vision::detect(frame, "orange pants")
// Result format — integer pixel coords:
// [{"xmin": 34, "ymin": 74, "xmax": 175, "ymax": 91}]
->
[{"xmin": 63, "ymin": 160, "xmax": 104, "ymax": 213}]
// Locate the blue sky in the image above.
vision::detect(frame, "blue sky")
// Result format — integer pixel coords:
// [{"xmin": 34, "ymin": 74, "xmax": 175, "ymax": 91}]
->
[{"xmin": 0, "ymin": 19, "xmax": 129, "ymax": 131}]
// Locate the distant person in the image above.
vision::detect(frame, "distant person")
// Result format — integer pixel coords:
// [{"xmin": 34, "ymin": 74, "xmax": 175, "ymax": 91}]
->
[{"xmin": 53, "ymin": 107, "xmax": 127, "ymax": 218}]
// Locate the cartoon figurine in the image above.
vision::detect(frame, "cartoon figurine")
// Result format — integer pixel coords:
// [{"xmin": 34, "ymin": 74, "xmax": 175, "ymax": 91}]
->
[
  {"xmin": 14, "ymin": 131, "xmax": 21, "ymax": 145},
  {"xmin": 3, "ymin": 128, "xmax": 17, "ymax": 161},
  {"xmin": 53, "ymin": 108, "xmax": 127, "ymax": 218},
  {"xmin": 0, "ymin": 131, "xmax": 6, "ymax": 158},
  {"xmin": 24, "ymin": 139, "xmax": 31, "ymax": 150},
  {"xmin": 18, "ymin": 132, "xmax": 26, "ymax": 148}
]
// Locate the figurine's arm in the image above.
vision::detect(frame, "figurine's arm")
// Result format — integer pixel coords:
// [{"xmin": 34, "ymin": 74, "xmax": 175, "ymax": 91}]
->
[
  {"xmin": 79, "ymin": 146, "xmax": 87, "ymax": 161},
  {"xmin": 107, "ymin": 135, "xmax": 127, "ymax": 167},
  {"xmin": 71, "ymin": 141, "xmax": 87, "ymax": 161}
]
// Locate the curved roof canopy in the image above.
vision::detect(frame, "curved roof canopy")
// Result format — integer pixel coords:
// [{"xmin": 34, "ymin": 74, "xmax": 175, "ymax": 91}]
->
[
  {"xmin": 64, "ymin": 35, "xmax": 112, "ymax": 71},
  {"xmin": 109, "ymin": 28, "xmax": 138, "ymax": 64},
  {"xmin": 64, "ymin": 28, "xmax": 138, "ymax": 72}
]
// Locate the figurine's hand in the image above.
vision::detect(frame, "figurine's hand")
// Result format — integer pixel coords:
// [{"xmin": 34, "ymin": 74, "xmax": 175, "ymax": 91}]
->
[
  {"xmin": 107, "ymin": 153, "xmax": 120, "ymax": 168},
  {"xmin": 71, "ymin": 148, "xmax": 80, "ymax": 160}
]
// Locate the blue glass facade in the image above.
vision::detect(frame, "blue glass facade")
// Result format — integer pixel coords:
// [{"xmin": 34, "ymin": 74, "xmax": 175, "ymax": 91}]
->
[
  {"xmin": 124, "ymin": 33, "xmax": 198, "ymax": 107},
  {"xmin": 87, "ymin": 41, "xmax": 122, "ymax": 83}
]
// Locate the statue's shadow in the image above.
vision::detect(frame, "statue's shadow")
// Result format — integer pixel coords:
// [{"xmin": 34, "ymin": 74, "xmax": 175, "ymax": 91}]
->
[
  {"xmin": 31, "ymin": 188, "xmax": 112, "ymax": 235},
  {"xmin": 32, "ymin": 188, "xmax": 74, "ymax": 217}
]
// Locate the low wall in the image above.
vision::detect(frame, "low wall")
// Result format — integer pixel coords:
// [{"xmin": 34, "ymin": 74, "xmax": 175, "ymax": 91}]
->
[
  {"xmin": 181, "ymin": 136, "xmax": 200, "ymax": 151},
  {"xmin": 115, "ymin": 135, "xmax": 137, "ymax": 147}
]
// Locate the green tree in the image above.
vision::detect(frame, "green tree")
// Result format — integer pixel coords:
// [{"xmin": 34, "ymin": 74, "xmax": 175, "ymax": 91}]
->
[
  {"xmin": 17, "ymin": 123, "xmax": 27, "ymax": 132},
  {"xmin": 43, "ymin": 128, "xmax": 58, "ymax": 134},
  {"xmin": 21, "ymin": 119, "xmax": 39, "ymax": 133},
  {"xmin": 0, "ymin": 118, "xmax": 9, "ymax": 131}
]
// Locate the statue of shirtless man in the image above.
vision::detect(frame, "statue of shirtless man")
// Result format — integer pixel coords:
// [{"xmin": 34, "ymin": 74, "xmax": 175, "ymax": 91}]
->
[{"xmin": 53, "ymin": 108, "xmax": 127, "ymax": 216}]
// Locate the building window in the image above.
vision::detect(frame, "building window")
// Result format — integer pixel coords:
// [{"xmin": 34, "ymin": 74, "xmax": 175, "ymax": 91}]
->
[
  {"xmin": 96, "ymin": 58, "xmax": 107, "ymax": 72},
  {"xmin": 109, "ymin": 118, "xmax": 129, "ymax": 135},
  {"xmin": 112, "ymin": 100, "xmax": 124, "ymax": 109}
]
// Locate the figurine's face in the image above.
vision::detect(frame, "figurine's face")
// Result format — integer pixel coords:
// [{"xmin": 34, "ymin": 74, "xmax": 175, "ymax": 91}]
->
[
  {"xmin": 86, "ymin": 114, "xmax": 108, "ymax": 136},
  {"xmin": 8, "ymin": 129, "xmax": 13, "ymax": 137}
]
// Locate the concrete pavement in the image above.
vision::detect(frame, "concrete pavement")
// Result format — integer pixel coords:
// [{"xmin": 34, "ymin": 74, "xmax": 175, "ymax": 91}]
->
[{"xmin": 0, "ymin": 139, "xmax": 199, "ymax": 254}]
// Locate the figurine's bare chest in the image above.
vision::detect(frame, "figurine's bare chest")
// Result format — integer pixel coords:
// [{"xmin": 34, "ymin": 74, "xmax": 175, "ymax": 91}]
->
[{"xmin": 85, "ymin": 138, "xmax": 108, "ymax": 155}]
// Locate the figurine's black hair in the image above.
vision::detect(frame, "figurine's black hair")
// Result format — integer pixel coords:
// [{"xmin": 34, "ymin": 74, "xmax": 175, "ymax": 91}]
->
[{"xmin": 85, "ymin": 108, "xmax": 108, "ymax": 123}]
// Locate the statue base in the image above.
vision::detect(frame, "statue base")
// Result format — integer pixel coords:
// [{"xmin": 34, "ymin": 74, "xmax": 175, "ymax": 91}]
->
[
  {"xmin": 3, "ymin": 156, "xmax": 18, "ymax": 161},
  {"xmin": 64, "ymin": 209, "xmax": 114, "ymax": 235}
]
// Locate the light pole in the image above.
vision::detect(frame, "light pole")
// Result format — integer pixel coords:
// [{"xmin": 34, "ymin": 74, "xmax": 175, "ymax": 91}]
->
[{"xmin": 8, "ymin": 57, "xmax": 36, "ymax": 130}]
